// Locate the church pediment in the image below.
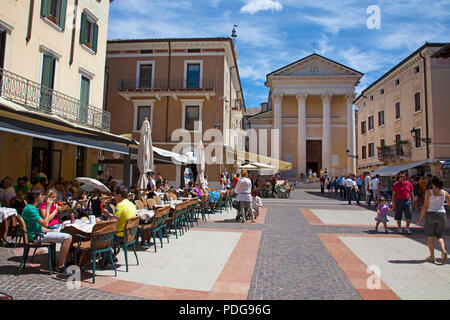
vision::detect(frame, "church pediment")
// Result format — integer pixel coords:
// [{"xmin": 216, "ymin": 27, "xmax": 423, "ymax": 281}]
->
[{"xmin": 268, "ymin": 54, "xmax": 363, "ymax": 78}]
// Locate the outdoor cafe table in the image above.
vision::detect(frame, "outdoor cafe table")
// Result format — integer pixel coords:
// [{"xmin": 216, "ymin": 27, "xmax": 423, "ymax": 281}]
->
[
  {"xmin": 136, "ymin": 209, "xmax": 155, "ymax": 221},
  {"xmin": 0, "ymin": 207, "xmax": 18, "ymax": 244}
]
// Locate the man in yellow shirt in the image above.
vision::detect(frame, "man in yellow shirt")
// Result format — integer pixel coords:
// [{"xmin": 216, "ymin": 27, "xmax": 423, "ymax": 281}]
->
[{"xmin": 101, "ymin": 185, "xmax": 136, "ymax": 266}]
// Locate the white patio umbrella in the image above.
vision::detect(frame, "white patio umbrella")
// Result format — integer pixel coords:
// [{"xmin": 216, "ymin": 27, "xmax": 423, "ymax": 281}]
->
[
  {"xmin": 75, "ymin": 177, "xmax": 110, "ymax": 193},
  {"xmin": 196, "ymin": 139, "xmax": 205, "ymax": 188},
  {"xmin": 137, "ymin": 118, "xmax": 153, "ymax": 194}
]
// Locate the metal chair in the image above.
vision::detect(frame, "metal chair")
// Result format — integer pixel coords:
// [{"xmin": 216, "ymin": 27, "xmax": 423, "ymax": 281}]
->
[
  {"xmin": 113, "ymin": 216, "xmax": 140, "ymax": 272},
  {"xmin": 73, "ymin": 220, "xmax": 118, "ymax": 284},
  {"xmin": 16, "ymin": 215, "xmax": 55, "ymax": 276}
]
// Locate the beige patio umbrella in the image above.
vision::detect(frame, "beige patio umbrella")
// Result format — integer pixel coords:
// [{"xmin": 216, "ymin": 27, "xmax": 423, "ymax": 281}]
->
[{"xmin": 137, "ymin": 118, "xmax": 153, "ymax": 196}]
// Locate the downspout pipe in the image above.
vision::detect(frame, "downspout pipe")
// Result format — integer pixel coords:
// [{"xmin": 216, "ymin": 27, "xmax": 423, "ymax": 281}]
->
[
  {"xmin": 166, "ymin": 41, "xmax": 171, "ymax": 142},
  {"xmin": 419, "ymin": 51, "xmax": 430, "ymax": 160}
]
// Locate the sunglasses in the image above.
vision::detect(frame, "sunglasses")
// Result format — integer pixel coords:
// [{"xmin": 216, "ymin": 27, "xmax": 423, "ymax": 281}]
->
[{"xmin": 399, "ymin": 175, "xmax": 407, "ymax": 178}]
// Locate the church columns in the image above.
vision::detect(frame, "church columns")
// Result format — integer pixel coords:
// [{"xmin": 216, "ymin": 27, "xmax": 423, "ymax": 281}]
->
[
  {"xmin": 273, "ymin": 93, "xmax": 283, "ymax": 159},
  {"xmin": 296, "ymin": 93, "xmax": 308, "ymax": 175},
  {"xmin": 321, "ymin": 93, "xmax": 332, "ymax": 173},
  {"xmin": 346, "ymin": 93, "xmax": 356, "ymax": 174}
]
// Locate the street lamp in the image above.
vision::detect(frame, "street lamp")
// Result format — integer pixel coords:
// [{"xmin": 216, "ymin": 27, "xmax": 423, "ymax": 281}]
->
[
  {"xmin": 410, "ymin": 127, "xmax": 431, "ymax": 144},
  {"xmin": 346, "ymin": 149, "xmax": 358, "ymax": 159}
]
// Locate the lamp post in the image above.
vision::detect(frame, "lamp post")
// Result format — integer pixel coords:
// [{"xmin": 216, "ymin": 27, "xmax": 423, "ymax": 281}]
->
[
  {"xmin": 346, "ymin": 149, "xmax": 358, "ymax": 159},
  {"xmin": 410, "ymin": 127, "xmax": 431, "ymax": 159}
]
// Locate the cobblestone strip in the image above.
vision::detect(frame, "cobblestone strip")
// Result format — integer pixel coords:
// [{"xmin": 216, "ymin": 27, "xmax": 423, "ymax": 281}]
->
[{"xmin": 247, "ymin": 204, "xmax": 361, "ymax": 300}]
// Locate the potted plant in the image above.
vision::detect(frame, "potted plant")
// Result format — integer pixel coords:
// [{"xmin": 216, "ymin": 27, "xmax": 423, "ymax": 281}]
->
[{"xmin": 48, "ymin": 15, "xmax": 58, "ymax": 24}]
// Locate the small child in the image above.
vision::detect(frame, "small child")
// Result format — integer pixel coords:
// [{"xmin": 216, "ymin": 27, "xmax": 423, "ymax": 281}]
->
[{"xmin": 375, "ymin": 197, "xmax": 392, "ymax": 233}]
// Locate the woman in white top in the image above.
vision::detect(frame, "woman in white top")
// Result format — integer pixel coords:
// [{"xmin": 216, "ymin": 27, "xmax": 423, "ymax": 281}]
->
[
  {"xmin": 251, "ymin": 189, "xmax": 263, "ymax": 219},
  {"xmin": 235, "ymin": 170, "xmax": 254, "ymax": 223},
  {"xmin": 417, "ymin": 175, "xmax": 449, "ymax": 263}
]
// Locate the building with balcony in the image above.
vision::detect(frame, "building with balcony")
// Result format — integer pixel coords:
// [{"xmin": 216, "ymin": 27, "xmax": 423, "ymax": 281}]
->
[
  {"xmin": 104, "ymin": 37, "xmax": 246, "ymax": 188},
  {"xmin": 0, "ymin": 0, "xmax": 134, "ymax": 182},
  {"xmin": 354, "ymin": 42, "xmax": 450, "ymax": 185}
]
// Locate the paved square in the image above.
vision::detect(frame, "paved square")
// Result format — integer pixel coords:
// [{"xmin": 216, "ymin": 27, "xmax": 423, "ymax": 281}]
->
[
  {"xmin": 310, "ymin": 209, "xmax": 420, "ymax": 227},
  {"xmin": 339, "ymin": 236, "xmax": 450, "ymax": 300},
  {"xmin": 94, "ymin": 230, "xmax": 242, "ymax": 291}
]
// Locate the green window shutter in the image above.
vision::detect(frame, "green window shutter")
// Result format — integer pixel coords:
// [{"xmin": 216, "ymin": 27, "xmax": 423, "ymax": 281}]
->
[
  {"xmin": 58, "ymin": 0, "xmax": 67, "ymax": 30},
  {"xmin": 92, "ymin": 23, "xmax": 98, "ymax": 53},
  {"xmin": 41, "ymin": 0, "xmax": 50, "ymax": 18},
  {"xmin": 80, "ymin": 12, "xmax": 87, "ymax": 44},
  {"xmin": 79, "ymin": 76, "xmax": 90, "ymax": 122},
  {"xmin": 41, "ymin": 55, "xmax": 55, "ymax": 89}
]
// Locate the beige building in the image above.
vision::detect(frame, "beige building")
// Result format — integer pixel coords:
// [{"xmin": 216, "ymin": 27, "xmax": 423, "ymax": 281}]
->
[
  {"xmin": 0, "ymin": 0, "xmax": 133, "ymax": 183},
  {"xmin": 354, "ymin": 42, "xmax": 450, "ymax": 185},
  {"xmin": 247, "ymin": 54, "xmax": 363, "ymax": 177},
  {"xmin": 104, "ymin": 37, "xmax": 246, "ymax": 188}
]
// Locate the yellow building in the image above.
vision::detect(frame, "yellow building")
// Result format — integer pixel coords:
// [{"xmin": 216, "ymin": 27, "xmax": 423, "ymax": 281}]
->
[
  {"xmin": 0, "ymin": 0, "xmax": 134, "ymax": 183},
  {"xmin": 354, "ymin": 42, "xmax": 450, "ymax": 186},
  {"xmin": 248, "ymin": 54, "xmax": 363, "ymax": 178}
]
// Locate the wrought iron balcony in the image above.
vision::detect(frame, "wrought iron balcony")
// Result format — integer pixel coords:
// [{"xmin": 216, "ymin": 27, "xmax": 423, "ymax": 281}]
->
[
  {"xmin": 0, "ymin": 68, "xmax": 111, "ymax": 131},
  {"xmin": 118, "ymin": 78, "xmax": 216, "ymax": 92},
  {"xmin": 232, "ymin": 99, "xmax": 244, "ymax": 111},
  {"xmin": 378, "ymin": 142, "xmax": 411, "ymax": 161}
]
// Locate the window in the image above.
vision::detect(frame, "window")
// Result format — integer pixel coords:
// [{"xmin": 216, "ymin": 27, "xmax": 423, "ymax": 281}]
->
[
  {"xmin": 395, "ymin": 78, "xmax": 400, "ymax": 86},
  {"xmin": 395, "ymin": 101, "xmax": 401, "ymax": 120},
  {"xmin": 186, "ymin": 63, "xmax": 200, "ymax": 89},
  {"xmin": 137, "ymin": 106, "xmax": 151, "ymax": 130},
  {"xmin": 378, "ymin": 110, "xmax": 385, "ymax": 126},
  {"xmin": 380, "ymin": 138, "xmax": 385, "ymax": 147},
  {"xmin": 0, "ymin": 29, "xmax": 6, "ymax": 70},
  {"xmin": 80, "ymin": 11, "xmax": 99, "ymax": 53},
  {"xmin": 370, "ymin": 95, "xmax": 374, "ymax": 101},
  {"xmin": 380, "ymin": 88, "xmax": 384, "ymax": 95},
  {"xmin": 414, "ymin": 128, "xmax": 422, "ymax": 148},
  {"xmin": 79, "ymin": 76, "xmax": 90, "ymax": 122},
  {"xmin": 363, "ymin": 101, "xmax": 366, "ymax": 107},
  {"xmin": 138, "ymin": 64, "xmax": 153, "ymax": 88},
  {"xmin": 368, "ymin": 115, "xmax": 374, "ymax": 131},
  {"xmin": 41, "ymin": 0, "xmax": 67, "ymax": 30},
  {"xmin": 414, "ymin": 65, "xmax": 420, "ymax": 74},
  {"xmin": 368, "ymin": 142, "xmax": 375, "ymax": 157},
  {"xmin": 187, "ymin": 48, "xmax": 201, "ymax": 53},
  {"xmin": 362, "ymin": 146, "xmax": 367, "ymax": 159},
  {"xmin": 185, "ymin": 106, "xmax": 199, "ymax": 130},
  {"xmin": 414, "ymin": 92, "xmax": 421, "ymax": 112},
  {"xmin": 361, "ymin": 121, "xmax": 367, "ymax": 134},
  {"xmin": 140, "ymin": 49, "xmax": 153, "ymax": 54},
  {"xmin": 40, "ymin": 54, "xmax": 56, "ymax": 110}
]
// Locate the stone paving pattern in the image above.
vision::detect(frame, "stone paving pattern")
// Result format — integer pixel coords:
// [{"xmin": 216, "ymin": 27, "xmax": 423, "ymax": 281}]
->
[{"xmin": 1, "ymin": 188, "xmax": 448, "ymax": 300}]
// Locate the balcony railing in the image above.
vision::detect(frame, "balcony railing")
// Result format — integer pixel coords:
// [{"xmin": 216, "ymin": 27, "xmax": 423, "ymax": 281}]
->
[
  {"xmin": 378, "ymin": 142, "xmax": 411, "ymax": 161},
  {"xmin": 0, "ymin": 68, "xmax": 111, "ymax": 131},
  {"xmin": 232, "ymin": 99, "xmax": 244, "ymax": 111},
  {"xmin": 118, "ymin": 78, "xmax": 216, "ymax": 92}
]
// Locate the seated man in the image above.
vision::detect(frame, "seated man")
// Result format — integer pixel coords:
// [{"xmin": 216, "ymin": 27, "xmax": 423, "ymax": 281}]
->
[
  {"xmin": 21, "ymin": 188, "xmax": 73, "ymax": 276},
  {"xmin": 101, "ymin": 185, "xmax": 137, "ymax": 266}
]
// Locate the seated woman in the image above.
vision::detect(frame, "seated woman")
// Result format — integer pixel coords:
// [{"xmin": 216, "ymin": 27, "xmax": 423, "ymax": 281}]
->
[
  {"xmin": 22, "ymin": 188, "xmax": 73, "ymax": 276},
  {"xmin": 38, "ymin": 188, "xmax": 63, "ymax": 230},
  {"xmin": 161, "ymin": 179, "xmax": 170, "ymax": 192},
  {"xmin": 251, "ymin": 189, "xmax": 263, "ymax": 219}
]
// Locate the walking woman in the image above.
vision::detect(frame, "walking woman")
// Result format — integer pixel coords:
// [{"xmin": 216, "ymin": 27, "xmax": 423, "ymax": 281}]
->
[
  {"xmin": 416, "ymin": 176, "xmax": 449, "ymax": 264},
  {"xmin": 235, "ymin": 171, "xmax": 255, "ymax": 223}
]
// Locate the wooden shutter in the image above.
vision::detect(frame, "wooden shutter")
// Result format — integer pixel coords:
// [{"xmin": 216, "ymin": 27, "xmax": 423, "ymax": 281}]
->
[
  {"xmin": 79, "ymin": 76, "xmax": 90, "ymax": 122},
  {"xmin": 58, "ymin": 0, "xmax": 67, "ymax": 30},
  {"xmin": 40, "ymin": 54, "xmax": 55, "ymax": 110},
  {"xmin": 80, "ymin": 12, "xmax": 87, "ymax": 44},
  {"xmin": 92, "ymin": 23, "xmax": 98, "ymax": 53}
]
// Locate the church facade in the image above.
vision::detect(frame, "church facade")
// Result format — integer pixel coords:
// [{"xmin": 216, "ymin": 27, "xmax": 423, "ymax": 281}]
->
[{"xmin": 247, "ymin": 54, "xmax": 363, "ymax": 177}]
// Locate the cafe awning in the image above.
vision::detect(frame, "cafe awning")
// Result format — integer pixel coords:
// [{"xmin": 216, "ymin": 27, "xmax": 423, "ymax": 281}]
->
[
  {"xmin": 372, "ymin": 161, "xmax": 430, "ymax": 176},
  {"xmin": 0, "ymin": 107, "xmax": 134, "ymax": 154},
  {"xmin": 232, "ymin": 148, "xmax": 292, "ymax": 171}
]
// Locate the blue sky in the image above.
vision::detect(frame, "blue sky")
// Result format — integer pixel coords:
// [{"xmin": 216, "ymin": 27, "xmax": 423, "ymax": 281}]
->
[{"xmin": 107, "ymin": 0, "xmax": 450, "ymax": 109}]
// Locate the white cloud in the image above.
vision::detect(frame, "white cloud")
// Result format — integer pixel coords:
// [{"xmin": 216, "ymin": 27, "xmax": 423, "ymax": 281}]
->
[{"xmin": 240, "ymin": 0, "xmax": 283, "ymax": 15}]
